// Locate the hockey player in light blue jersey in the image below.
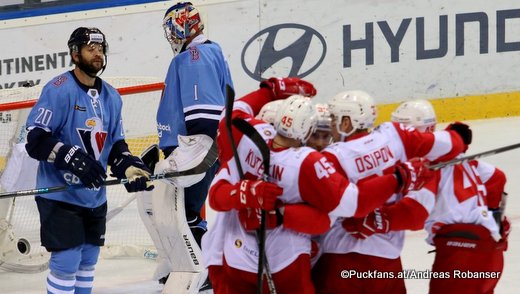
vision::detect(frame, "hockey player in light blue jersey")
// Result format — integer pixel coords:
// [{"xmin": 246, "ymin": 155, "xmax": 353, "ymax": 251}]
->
[
  {"xmin": 156, "ymin": 1, "xmax": 233, "ymax": 254},
  {"xmin": 25, "ymin": 27, "xmax": 154, "ymax": 294}
]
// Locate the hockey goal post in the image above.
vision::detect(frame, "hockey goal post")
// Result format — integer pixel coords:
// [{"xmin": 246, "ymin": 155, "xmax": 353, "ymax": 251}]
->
[{"xmin": 0, "ymin": 77, "xmax": 164, "ymax": 273}]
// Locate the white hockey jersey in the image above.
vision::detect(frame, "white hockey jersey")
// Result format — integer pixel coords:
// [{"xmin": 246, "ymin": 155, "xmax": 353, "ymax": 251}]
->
[
  {"xmin": 423, "ymin": 159, "xmax": 501, "ymax": 244},
  {"xmin": 204, "ymin": 89, "xmax": 400, "ymax": 272},
  {"xmin": 320, "ymin": 122, "xmax": 464, "ymax": 258}
]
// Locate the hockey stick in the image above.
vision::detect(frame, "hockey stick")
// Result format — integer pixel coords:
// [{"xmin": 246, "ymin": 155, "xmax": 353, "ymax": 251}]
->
[
  {"xmin": 0, "ymin": 142, "xmax": 218, "ymax": 200},
  {"xmin": 429, "ymin": 142, "xmax": 520, "ymax": 170},
  {"xmin": 232, "ymin": 118, "xmax": 277, "ymax": 294},
  {"xmin": 106, "ymin": 144, "xmax": 160, "ymax": 222},
  {"xmin": 224, "ymin": 85, "xmax": 276, "ymax": 294}
]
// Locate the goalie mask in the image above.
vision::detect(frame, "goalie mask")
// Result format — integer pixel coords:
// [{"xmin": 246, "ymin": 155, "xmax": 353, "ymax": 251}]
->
[
  {"xmin": 67, "ymin": 27, "xmax": 108, "ymax": 77},
  {"xmin": 328, "ymin": 90, "xmax": 377, "ymax": 139},
  {"xmin": 273, "ymin": 95, "xmax": 317, "ymax": 144},
  {"xmin": 391, "ymin": 99, "xmax": 437, "ymax": 133},
  {"xmin": 163, "ymin": 2, "xmax": 204, "ymax": 55}
]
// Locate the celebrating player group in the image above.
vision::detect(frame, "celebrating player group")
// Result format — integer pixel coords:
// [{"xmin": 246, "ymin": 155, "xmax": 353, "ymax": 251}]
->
[{"xmin": 18, "ymin": 1, "xmax": 510, "ymax": 294}]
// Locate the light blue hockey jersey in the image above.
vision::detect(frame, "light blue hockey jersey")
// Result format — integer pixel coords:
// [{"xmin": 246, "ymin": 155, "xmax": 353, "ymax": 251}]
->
[
  {"xmin": 156, "ymin": 37, "xmax": 233, "ymax": 150},
  {"xmin": 26, "ymin": 71, "xmax": 125, "ymax": 208}
]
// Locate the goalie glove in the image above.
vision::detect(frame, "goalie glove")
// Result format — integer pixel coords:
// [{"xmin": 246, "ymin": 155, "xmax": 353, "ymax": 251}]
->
[
  {"xmin": 111, "ymin": 154, "xmax": 154, "ymax": 193},
  {"xmin": 260, "ymin": 77, "xmax": 317, "ymax": 100},
  {"xmin": 54, "ymin": 144, "xmax": 106, "ymax": 188},
  {"xmin": 342, "ymin": 208, "xmax": 389, "ymax": 239},
  {"xmin": 394, "ymin": 157, "xmax": 433, "ymax": 194},
  {"xmin": 234, "ymin": 179, "xmax": 283, "ymax": 210}
]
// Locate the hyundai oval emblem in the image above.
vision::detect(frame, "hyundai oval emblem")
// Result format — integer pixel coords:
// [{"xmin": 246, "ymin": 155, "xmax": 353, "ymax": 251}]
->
[{"xmin": 241, "ymin": 23, "xmax": 327, "ymax": 81}]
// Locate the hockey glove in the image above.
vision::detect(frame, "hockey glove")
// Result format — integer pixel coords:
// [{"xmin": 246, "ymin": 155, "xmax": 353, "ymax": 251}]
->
[
  {"xmin": 501, "ymin": 216, "xmax": 511, "ymax": 241},
  {"xmin": 111, "ymin": 154, "xmax": 154, "ymax": 193},
  {"xmin": 54, "ymin": 144, "xmax": 107, "ymax": 189},
  {"xmin": 234, "ymin": 179, "xmax": 283, "ymax": 210},
  {"xmin": 260, "ymin": 77, "xmax": 317, "ymax": 100},
  {"xmin": 238, "ymin": 208, "xmax": 281, "ymax": 231},
  {"xmin": 394, "ymin": 157, "xmax": 433, "ymax": 194},
  {"xmin": 342, "ymin": 208, "xmax": 389, "ymax": 239},
  {"xmin": 446, "ymin": 122, "xmax": 472, "ymax": 152}
]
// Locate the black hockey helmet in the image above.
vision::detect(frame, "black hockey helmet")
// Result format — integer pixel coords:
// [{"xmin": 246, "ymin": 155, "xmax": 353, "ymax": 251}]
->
[{"xmin": 67, "ymin": 27, "xmax": 108, "ymax": 55}]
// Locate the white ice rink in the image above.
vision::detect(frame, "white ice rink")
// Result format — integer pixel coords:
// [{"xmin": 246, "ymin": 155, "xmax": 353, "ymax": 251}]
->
[{"xmin": 1, "ymin": 116, "xmax": 519, "ymax": 294}]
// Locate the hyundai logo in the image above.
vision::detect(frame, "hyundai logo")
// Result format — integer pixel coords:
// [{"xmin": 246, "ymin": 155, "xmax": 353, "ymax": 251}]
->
[{"xmin": 241, "ymin": 23, "xmax": 327, "ymax": 81}]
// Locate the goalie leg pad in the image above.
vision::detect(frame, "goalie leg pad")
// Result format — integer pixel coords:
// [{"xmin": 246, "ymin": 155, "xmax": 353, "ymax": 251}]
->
[
  {"xmin": 150, "ymin": 180, "xmax": 205, "ymax": 273},
  {"xmin": 137, "ymin": 180, "xmax": 206, "ymax": 281},
  {"xmin": 136, "ymin": 190, "xmax": 174, "ymax": 280}
]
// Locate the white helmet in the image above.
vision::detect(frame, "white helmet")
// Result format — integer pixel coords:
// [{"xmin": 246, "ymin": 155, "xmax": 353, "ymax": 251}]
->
[
  {"xmin": 314, "ymin": 103, "xmax": 332, "ymax": 131},
  {"xmin": 327, "ymin": 90, "xmax": 377, "ymax": 138},
  {"xmin": 257, "ymin": 100, "xmax": 284, "ymax": 125},
  {"xmin": 391, "ymin": 99, "xmax": 437, "ymax": 132},
  {"xmin": 274, "ymin": 95, "xmax": 317, "ymax": 143}
]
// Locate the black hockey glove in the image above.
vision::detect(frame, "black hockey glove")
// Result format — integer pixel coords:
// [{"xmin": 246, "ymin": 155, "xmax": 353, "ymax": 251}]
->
[
  {"xmin": 446, "ymin": 121, "xmax": 472, "ymax": 152},
  {"xmin": 54, "ymin": 144, "xmax": 107, "ymax": 188},
  {"xmin": 111, "ymin": 154, "xmax": 154, "ymax": 193}
]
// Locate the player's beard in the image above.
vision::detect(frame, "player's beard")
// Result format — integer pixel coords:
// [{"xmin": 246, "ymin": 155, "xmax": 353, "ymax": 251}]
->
[{"xmin": 77, "ymin": 54, "xmax": 104, "ymax": 78}]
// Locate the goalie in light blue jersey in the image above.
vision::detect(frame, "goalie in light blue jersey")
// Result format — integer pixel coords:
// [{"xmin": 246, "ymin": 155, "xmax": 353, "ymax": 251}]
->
[
  {"xmin": 25, "ymin": 27, "xmax": 154, "ymax": 294},
  {"xmin": 156, "ymin": 1, "xmax": 233, "ymax": 252}
]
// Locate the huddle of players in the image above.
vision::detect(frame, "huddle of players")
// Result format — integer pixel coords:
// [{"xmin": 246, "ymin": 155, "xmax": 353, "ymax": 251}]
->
[{"xmin": 203, "ymin": 77, "xmax": 510, "ymax": 294}]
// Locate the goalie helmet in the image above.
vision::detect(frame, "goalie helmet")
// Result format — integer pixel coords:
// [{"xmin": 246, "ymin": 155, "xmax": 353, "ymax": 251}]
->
[
  {"xmin": 257, "ymin": 100, "xmax": 284, "ymax": 125},
  {"xmin": 163, "ymin": 2, "xmax": 204, "ymax": 55},
  {"xmin": 391, "ymin": 99, "xmax": 437, "ymax": 132},
  {"xmin": 273, "ymin": 95, "xmax": 317, "ymax": 143},
  {"xmin": 314, "ymin": 103, "xmax": 332, "ymax": 131},
  {"xmin": 67, "ymin": 27, "xmax": 108, "ymax": 55},
  {"xmin": 328, "ymin": 90, "xmax": 377, "ymax": 137}
]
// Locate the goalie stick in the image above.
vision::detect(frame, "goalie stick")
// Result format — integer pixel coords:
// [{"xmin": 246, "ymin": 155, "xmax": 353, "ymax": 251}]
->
[
  {"xmin": 0, "ymin": 142, "xmax": 218, "ymax": 200},
  {"xmin": 224, "ymin": 85, "xmax": 276, "ymax": 294},
  {"xmin": 428, "ymin": 142, "xmax": 520, "ymax": 170}
]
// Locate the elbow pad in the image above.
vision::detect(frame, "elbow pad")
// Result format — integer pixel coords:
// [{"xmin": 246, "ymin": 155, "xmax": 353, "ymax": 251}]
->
[{"xmin": 25, "ymin": 128, "xmax": 61, "ymax": 161}]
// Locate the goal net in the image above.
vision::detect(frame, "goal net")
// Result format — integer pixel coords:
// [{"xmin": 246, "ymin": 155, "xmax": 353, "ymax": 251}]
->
[{"xmin": 0, "ymin": 77, "xmax": 164, "ymax": 273}]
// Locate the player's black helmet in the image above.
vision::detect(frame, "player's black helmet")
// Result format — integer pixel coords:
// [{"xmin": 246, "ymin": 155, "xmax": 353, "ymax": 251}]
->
[{"xmin": 67, "ymin": 27, "xmax": 108, "ymax": 54}]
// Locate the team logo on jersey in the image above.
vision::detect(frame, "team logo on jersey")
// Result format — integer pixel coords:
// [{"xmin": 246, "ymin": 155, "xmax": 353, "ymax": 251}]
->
[
  {"xmin": 89, "ymin": 89, "xmax": 99, "ymax": 98},
  {"xmin": 53, "ymin": 75, "xmax": 68, "ymax": 87},
  {"xmin": 74, "ymin": 105, "xmax": 86, "ymax": 111},
  {"xmin": 77, "ymin": 117, "xmax": 107, "ymax": 160},
  {"xmin": 189, "ymin": 47, "xmax": 200, "ymax": 61},
  {"xmin": 234, "ymin": 239, "xmax": 242, "ymax": 248}
]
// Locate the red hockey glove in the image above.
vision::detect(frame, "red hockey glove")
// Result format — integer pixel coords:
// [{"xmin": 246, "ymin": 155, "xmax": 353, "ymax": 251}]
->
[
  {"xmin": 234, "ymin": 180, "xmax": 283, "ymax": 210},
  {"xmin": 501, "ymin": 216, "xmax": 511, "ymax": 240},
  {"xmin": 238, "ymin": 208, "xmax": 281, "ymax": 231},
  {"xmin": 342, "ymin": 208, "xmax": 389, "ymax": 239},
  {"xmin": 394, "ymin": 158, "xmax": 433, "ymax": 194},
  {"xmin": 446, "ymin": 122, "xmax": 472, "ymax": 152},
  {"xmin": 260, "ymin": 77, "xmax": 317, "ymax": 100}
]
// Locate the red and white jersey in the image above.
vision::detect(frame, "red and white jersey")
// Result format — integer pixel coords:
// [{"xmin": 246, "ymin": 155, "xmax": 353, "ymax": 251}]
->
[
  {"xmin": 424, "ymin": 159, "xmax": 501, "ymax": 244},
  {"xmin": 212, "ymin": 147, "xmax": 318, "ymax": 273},
  {"xmin": 320, "ymin": 122, "xmax": 464, "ymax": 259},
  {"xmin": 204, "ymin": 89, "xmax": 400, "ymax": 272}
]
